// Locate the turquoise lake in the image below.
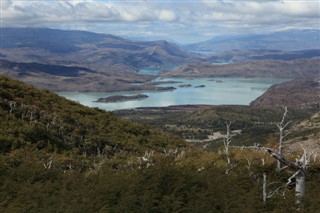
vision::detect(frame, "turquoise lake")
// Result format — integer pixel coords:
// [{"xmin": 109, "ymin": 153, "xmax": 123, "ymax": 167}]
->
[{"xmin": 58, "ymin": 77, "xmax": 288, "ymax": 111}]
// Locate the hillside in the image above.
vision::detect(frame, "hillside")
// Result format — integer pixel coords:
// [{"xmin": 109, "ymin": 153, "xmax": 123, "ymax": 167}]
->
[
  {"xmin": 1, "ymin": 75, "xmax": 320, "ymax": 212},
  {"xmin": 287, "ymin": 112, "xmax": 320, "ymax": 154},
  {"xmin": 250, "ymin": 77, "xmax": 320, "ymax": 107},
  {"xmin": 186, "ymin": 29, "xmax": 320, "ymax": 52},
  {"xmin": 0, "ymin": 59, "xmax": 171, "ymax": 92},
  {"xmin": 0, "ymin": 75, "xmax": 185, "ymax": 155},
  {"xmin": 161, "ymin": 58, "xmax": 320, "ymax": 78},
  {"xmin": 115, "ymin": 105, "xmax": 317, "ymax": 149}
]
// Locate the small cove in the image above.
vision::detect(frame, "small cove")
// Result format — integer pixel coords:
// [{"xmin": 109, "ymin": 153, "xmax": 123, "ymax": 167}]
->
[{"xmin": 58, "ymin": 77, "xmax": 288, "ymax": 111}]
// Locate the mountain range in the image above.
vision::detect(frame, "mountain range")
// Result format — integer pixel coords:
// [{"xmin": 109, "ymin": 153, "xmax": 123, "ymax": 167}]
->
[
  {"xmin": 186, "ymin": 29, "xmax": 320, "ymax": 52},
  {"xmin": 161, "ymin": 58, "xmax": 320, "ymax": 78},
  {"xmin": 0, "ymin": 28, "xmax": 199, "ymax": 73},
  {"xmin": 206, "ymin": 49, "xmax": 320, "ymax": 64},
  {"xmin": 0, "ymin": 28, "xmax": 202, "ymax": 91},
  {"xmin": 1, "ymin": 28, "xmax": 319, "ymax": 93}
]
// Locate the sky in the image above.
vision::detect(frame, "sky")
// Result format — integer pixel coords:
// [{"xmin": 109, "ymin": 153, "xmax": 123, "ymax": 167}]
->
[{"xmin": 1, "ymin": 0, "xmax": 319, "ymax": 44}]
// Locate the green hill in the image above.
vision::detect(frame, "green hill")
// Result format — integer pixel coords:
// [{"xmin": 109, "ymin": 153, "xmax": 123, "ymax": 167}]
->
[
  {"xmin": 1, "ymin": 75, "xmax": 320, "ymax": 212},
  {"xmin": 0, "ymin": 75, "xmax": 185, "ymax": 155}
]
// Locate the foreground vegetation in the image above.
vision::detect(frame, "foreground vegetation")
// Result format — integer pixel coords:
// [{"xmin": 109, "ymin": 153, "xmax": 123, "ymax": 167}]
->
[
  {"xmin": 1, "ymin": 149, "xmax": 320, "ymax": 213},
  {"xmin": 115, "ymin": 105, "xmax": 317, "ymax": 151},
  {"xmin": 0, "ymin": 75, "xmax": 184, "ymax": 155},
  {"xmin": 1, "ymin": 75, "xmax": 320, "ymax": 212}
]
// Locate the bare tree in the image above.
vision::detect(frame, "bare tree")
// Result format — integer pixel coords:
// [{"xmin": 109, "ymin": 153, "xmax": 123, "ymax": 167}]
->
[
  {"xmin": 276, "ymin": 106, "xmax": 291, "ymax": 171},
  {"xmin": 263, "ymin": 172, "xmax": 267, "ymax": 203},
  {"xmin": 223, "ymin": 121, "xmax": 239, "ymax": 174},
  {"xmin": 262, "ymin": 171, "xmax": 287, "ymax": 204},
  {"xmin": 244, "ymin": 156, "xmax": 259, "ymax": 182},
  {"xmin": 8, "ymin": 101, "xmax": 16, "ymax": 114},
  {"xmin": 267, "ymin": 144, "xmax": 314, "ymax": 210},
  {"xmin": 224, "ymin": 121, "xmax": 233, "ymax": 165},
  {"xmin": 43, "ymin": 156, "xmax": 53, "ymax": 170}
]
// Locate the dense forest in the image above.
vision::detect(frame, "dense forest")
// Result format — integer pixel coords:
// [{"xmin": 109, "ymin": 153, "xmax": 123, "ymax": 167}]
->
[{"xmin": 1, "ymin": 75, "xmax": 320, "ymax": 212}]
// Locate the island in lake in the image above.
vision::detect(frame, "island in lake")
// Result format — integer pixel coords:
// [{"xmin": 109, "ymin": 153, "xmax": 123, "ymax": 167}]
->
[
  {"xmin": 155, "ymin": 86, "xmax": 176, "ymax": 91},
  {"xmin": 96, "ymin": 94, "xmax": 149, "ymax": 103},
  {"xmin": 195, "ymin": 85, "xmax": 205, "ymax": 88},
  {"xmin": 179, "ymin": 84, "xmax": 192, "ymax": 88}
]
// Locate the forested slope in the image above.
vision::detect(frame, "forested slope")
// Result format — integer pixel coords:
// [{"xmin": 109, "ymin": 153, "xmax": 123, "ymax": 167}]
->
[
  {"xmin": 0, "ymin": 75, "xmax": 185, "ymax": 155},
  {"xmin": 1, "ymin": 75, "xmax": 320, "ymax": 212}
]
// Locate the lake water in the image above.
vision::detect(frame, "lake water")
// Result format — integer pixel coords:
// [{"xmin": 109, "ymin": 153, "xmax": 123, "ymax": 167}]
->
[
  {"xmin": 58, "ymin": 77, "xmax": 288, "ymax": 111},
  {"xmin": 138, "ymin": 66, "xmax": 178, "ymax": 75}
]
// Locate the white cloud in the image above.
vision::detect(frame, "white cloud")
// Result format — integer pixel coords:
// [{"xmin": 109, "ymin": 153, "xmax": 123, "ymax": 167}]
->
[
  {"xmin": 199, "ymin": 0, "xmax": 320, "ymax": 23},
  {"xmin": 1, "ymin": 1, "xmax": 178, "ymax": 24},
  {"xmin": 0, "ymin": 0, "xmax": 319, "ymax": 43},
  {"xmin": 158, "ymin": 10, "xmax": 177, "ymax": 22},
  {"xmin": 1, "ymin": 0, "xmax": 12, "ymax": 10}
]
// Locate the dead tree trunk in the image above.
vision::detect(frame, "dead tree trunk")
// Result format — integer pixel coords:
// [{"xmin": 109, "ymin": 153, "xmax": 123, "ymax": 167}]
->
[
  {"xmin": 276, "ymin": 106, "xmax": 290, "ymax": 172},
  {"xmin": 263, "ymin": 172, "xmax": 267, "ymax": 204},
  {"xmin": 9, "ymin": 101, "xmax": 16, "ymax": 114},
  {"xmin": 267, "ymin": 145, "xmax": 312, "ymax": 210},
  {"xmin": 295, "ymin": 170, "xmax": 305, "ymax": 208},
  {"xmin": 224, "ymin": 122, "xmax": 232, "ymax": 165},
  {"xmin": 223, "ymin": 122, "xmax": 239, "ymax": 174}
]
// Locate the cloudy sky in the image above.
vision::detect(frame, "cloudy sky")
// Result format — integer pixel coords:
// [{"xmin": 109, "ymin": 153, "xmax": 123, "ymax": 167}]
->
[{"xmin": 1, "ymin": 0, "xmax": 319, "ymax": 43}]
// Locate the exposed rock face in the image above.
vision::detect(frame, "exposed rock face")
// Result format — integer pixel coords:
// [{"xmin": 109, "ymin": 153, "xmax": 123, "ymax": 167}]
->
[
  {"xmin": 250, "ymin": 77, "xmax": 320, "ymax": 107},
  {"xmin": 96, "ymin": 94, "xmax": 149, "ymax": 103}
]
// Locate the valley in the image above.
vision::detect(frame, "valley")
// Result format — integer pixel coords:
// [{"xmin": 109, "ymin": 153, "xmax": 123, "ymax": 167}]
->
[
  {"xmin": 1, "ymin": 75, "xmax": 320, "ymax": 212},
  {"xmin": 1, "ymin": 28, "xmax": 319, "ymax": 95},
  {"xmin": 1, "ymin": 27, "xmax": 320, "ymax": 212},
  {"xmin": 114, "ymin": 105, "xmax": 319, "ymax": 151}
]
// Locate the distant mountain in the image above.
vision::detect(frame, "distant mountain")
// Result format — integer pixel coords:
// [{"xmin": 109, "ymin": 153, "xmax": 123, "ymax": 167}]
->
[
  {"xmin": 124, "ymin": 36, "xmax": 183, "ymax": 46},
  {"xmin": 207, "ymin": 49, "xmax": 320, "ymax": 64},
  {"xmin": 0, "ymin": 59, "xmax": 182, "ymax": 92},
  {"xmin": 186, "ymin": 29, "xmax": 320, "ymax": 52},
  {"xmin": 160, "ymin": 58, "xmax": 320, "ymax": 78},
  {"xmin": 0, "ymin": 28, "xmax": 198, "ymax": 73},
  {"xmin": 0, "ymin": 27, "xmax": 114, "ymax": 53},
  {"xmin": 0, "ymin": 28, "xmax": 203, "ymax": 91}
]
